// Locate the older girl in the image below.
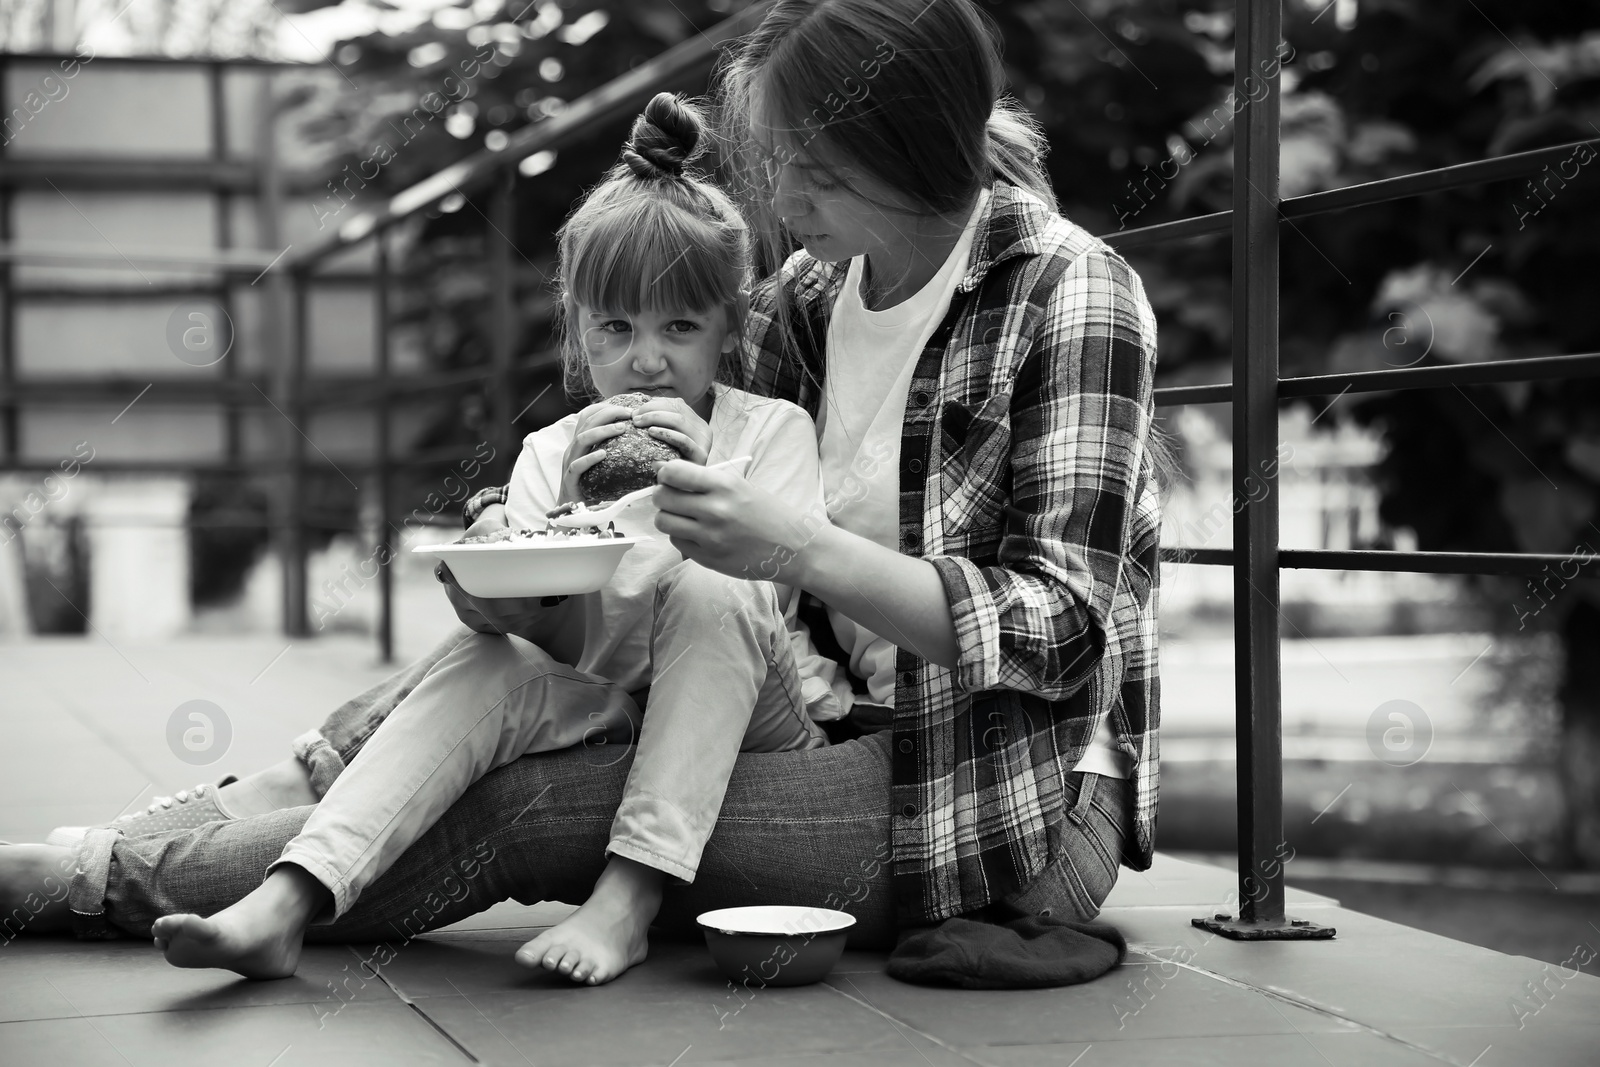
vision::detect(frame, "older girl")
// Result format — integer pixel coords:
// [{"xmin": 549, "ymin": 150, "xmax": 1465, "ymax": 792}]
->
[{"xmin": 5, "ymin": 0, "xmax": 1161, "ymax": 970}]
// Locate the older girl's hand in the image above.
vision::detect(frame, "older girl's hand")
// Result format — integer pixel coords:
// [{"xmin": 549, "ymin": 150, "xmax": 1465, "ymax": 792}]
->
[
  {"xmin": 651, "ymin": 459, "xmax": 821, "ymax": 582},
  {"xmin": 628, "ymin": 396, "xmax": 712, "ymax": 466}
]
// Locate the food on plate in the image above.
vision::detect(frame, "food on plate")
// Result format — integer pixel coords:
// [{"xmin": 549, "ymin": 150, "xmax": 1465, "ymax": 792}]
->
[
  {"xmin": 457, "ymin": 522, "xmax": 619, "ymax": 546},
  {"xmin": 578, "ymin": 391, "xmax": 686, "ymax": 505}
]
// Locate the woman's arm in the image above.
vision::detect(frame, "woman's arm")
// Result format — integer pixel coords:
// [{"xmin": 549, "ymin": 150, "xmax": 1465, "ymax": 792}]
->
[
  {"xmin": 651, "ymin": 464, "xmax": 960, "ymax": 670},
  {"xmin": 924, "ymin": 247, "xmax": 1160, "ymax": 699},
  {"xmin": 792, "ymin": 525, "xmax": 959, "ymax": 670},
  {"xmin": 656, "ymin": 247, "xmax": 1159, "ymax": 695},
  {"xmin": 743, "ymin": 405, "xmax": 935, "ymax": 701}
]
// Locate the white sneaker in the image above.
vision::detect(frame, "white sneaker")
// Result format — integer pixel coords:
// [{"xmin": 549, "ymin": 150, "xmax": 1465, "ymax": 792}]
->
[{"xmin": 44, "ymin": 775, "xmax": 239, "ymax": 848}]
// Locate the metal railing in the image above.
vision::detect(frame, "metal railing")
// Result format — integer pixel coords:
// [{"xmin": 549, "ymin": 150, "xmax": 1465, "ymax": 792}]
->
[
  {"xmin": 140, "ymin": 0, "xmax": 1600, "ymax": 930},
  {"xmin": 265, "ymin": 1, "xmax": 775, "ymax": 658},
  {"xmin": 5, "ymin": 2, "xmax": 1597, "ymax": 937},
  {"xmin": 1111, "ymin": 0, "xmax": 1600, "ymax": 937}
]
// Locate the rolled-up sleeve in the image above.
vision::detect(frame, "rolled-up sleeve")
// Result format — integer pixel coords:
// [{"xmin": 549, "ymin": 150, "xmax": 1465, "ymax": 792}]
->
[{"xmin": 928, "ymin": 248, "xmax": 1157, "ymax": 700}]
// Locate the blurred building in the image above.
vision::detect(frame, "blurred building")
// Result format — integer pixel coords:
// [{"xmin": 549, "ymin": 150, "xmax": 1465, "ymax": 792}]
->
[
  {"xmin": 1161, "ymin": 403, "xmax": 1461, "ymax": 635},
  {"xmin": 0, "ymin": 53, "xmax": 423, "ymax": 640}
]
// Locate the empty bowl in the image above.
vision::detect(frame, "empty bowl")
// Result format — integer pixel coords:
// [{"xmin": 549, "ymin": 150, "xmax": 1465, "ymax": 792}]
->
[
  {"xmin": 696, "ymin": 906, "xmax": 856, "ymax": 987},
  {"xmin": 413, "ymin": 536, "xmax": 649, "ymax": 598}
]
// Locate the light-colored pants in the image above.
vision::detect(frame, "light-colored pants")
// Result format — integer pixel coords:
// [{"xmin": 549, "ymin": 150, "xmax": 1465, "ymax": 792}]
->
[{"xmin": 270, "ymin": 560, "xmax": 827, "ymax": 919}]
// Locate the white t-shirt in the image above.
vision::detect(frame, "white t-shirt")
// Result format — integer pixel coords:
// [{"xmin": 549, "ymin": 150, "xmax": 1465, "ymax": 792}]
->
[
  {"xmin": 815, "ymin": 188, "xmax": 1128, "ymax": 778},
  {"xmin": 812, "ymin": 188, "xmax": 990, "ymax": 712},
  {"xmin": 505, "ymin": 382, "xmax": 844, "ymax": 719}
]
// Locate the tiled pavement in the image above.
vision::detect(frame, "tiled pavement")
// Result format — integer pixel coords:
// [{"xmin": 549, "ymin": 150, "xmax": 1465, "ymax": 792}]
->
[{"xmin": 3, "ymin": 636, "xmax": 1597, "ymax": 1066}]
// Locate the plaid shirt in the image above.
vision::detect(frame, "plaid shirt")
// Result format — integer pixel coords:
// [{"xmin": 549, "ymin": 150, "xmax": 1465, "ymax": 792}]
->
[
  {"xmin": 743, "ymin": 182, "xmax": 1161, "ymax": 925},
  {"xmin": 466, "ymin": 182, "xmax": 1161, "ymax": 925}
]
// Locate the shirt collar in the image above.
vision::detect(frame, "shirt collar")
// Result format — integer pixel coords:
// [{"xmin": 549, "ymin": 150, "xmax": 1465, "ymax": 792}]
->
[
  {"xmin": 954, "ymin": 181, "xmax": 1054, "ymax": 295},
  {"xmin": 786, "ymin": 181, "xmax": 1054, "ymax": 307}
]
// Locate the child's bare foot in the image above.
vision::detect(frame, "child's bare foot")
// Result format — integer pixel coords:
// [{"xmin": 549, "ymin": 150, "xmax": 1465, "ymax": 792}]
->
[
  {"xmin": 0, "ymin": 844, "xmax": 77, "ymax": 936},
  {"xmin": 151, "ymin": 864, "xmax": 329, "ymax": 980},
  {"xmin": 515, "ymin": 856, "xmax": 664, "ymax": 985}
]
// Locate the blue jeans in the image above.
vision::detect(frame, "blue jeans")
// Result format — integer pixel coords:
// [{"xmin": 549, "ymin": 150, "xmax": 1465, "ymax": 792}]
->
[
  {"xmin": 268, "ymin": 561, "xmax": 824, "ymax": 919},
  {"xmin": 69, "ymin": 632, "xmax": 1131, "ymax": 949}
]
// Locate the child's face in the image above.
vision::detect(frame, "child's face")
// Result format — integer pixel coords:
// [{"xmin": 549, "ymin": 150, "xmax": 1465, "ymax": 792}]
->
[{"xmin": 576, "ymin": 303, "xmax": 734, "ymax": 421}]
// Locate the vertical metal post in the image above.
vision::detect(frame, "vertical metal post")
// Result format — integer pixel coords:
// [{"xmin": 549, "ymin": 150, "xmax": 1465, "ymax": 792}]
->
[
  {"xmin": 1233, "ymin": 0, "xmax": 1286, "ymax": 927},
  {"xmin": 210, "ymin": 61, "xmax": 240, "ymax": 463},
  {"xmin": 283, "ymin": 271, "xmax": 309, "ymax": 637},
  {"xmin": 374, "ymin": 230, "xmax": 393, "ymax": 663},
  {"xmin": 0, "ymin": 57, "xmax": 14, "ymax": 463},
  {"xmin": 490, "ymin": 169, "xmax": 517, "ymax": 482},
  {"xmin": 1192, "ymin": 0, "xmax": 1332, "ymax": 943}
]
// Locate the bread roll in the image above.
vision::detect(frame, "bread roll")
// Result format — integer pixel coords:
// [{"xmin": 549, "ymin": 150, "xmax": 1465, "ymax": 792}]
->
[{"xmin": 578, "ymin": 392, "xmax": 687, "ymax": 504}]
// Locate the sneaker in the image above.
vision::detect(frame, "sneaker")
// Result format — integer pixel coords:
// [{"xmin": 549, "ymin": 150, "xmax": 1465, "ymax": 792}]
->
[{"xmin": 44, "ymin": 775, "xmax": 240, "ymax": 848}]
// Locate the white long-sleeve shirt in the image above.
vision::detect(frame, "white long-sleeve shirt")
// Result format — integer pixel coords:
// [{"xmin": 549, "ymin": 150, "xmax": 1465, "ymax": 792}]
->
[{"xmin": 504, "ymin": 382, "xmax": 845, "ymax": 720}]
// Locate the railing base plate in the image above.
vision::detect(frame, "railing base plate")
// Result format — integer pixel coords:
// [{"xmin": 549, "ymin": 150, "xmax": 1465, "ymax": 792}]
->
[{"xmin": 1191, "ymin": 914, "xmax": 1337, "ymax": 940}]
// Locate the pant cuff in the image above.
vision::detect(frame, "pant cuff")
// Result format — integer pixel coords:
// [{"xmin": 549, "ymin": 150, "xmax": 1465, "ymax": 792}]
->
[
  {"xmin": 291, "ymin": 729, "xmax": 347, "ymax": 800},
  {"xmin": 606, "ymin": 838, "xmax": 697, "ymax": 886},
  {"xmin": 266, "ymin": 849, "xmax": 350, "ymax": 924},
  {"xmin": 67, "ymin": 827, "xmax": 123, "ymax": 941}
]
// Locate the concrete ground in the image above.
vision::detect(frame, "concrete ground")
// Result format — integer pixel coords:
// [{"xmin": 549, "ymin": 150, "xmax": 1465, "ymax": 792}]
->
[{"xmin": 2, "ymin": 635, "xmax": 1597, "ymax": 1066}]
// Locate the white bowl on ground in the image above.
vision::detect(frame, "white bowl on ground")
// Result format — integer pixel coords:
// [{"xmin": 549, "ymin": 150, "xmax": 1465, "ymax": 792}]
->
[
  {"xmin": 412, "ymin": 536, "xmax": 650, "ymax": 598},
  {"xmin": 696, "ymin": 906, "xmax": 857, "ymax": 986}
]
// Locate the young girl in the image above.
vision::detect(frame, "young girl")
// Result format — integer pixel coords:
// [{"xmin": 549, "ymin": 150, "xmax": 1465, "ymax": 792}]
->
[{"xmin": 146, "ymin": 92, "xmax": 841, "ymax": 986}]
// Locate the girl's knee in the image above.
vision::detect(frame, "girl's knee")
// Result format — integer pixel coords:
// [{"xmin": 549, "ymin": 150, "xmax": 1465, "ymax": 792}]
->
[
  {"xmin": 656, "ymin": 560, "xmax": 778, "ymax": 616},
  {"xmin": 436, "ymin": 632, "xmax": 573, "ymax": 697}
]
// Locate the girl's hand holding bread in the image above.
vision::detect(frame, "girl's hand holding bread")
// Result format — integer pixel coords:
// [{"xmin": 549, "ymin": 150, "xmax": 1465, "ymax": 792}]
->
[{"xmin": 626, "ymin": 395, "xmax": 712, "ymax": 466}]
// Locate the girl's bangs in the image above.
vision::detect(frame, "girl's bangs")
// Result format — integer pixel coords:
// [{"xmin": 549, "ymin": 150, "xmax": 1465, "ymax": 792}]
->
[{"xmin": 566, "ymin": 200, "xmax": 737, "ymax": 316}]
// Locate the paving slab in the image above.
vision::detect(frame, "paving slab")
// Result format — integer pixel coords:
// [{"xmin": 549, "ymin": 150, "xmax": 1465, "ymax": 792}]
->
[
  {"xmin": 1101, "ymin": 853, "xmax": 1336, "ymax": 908},
  {"xmin": 820, "ymin": 963, "xmax": 1348, "ymax": 1049},
  {"xmin": 6, "ymin": 637, "xmax": 1599, "ymax": 1067},
  {"xmin": 0, "ymin": 938, "xmax": 395, "ymax": 1024},
  {"xmin": 411, "ymin": 962, "xmax": 955, "ymax": 1067},
  {"xmin": 1108, "ymin": 901, "xmax": 1600, "ymax": 1030},
  {"xmin": 971, "ymin": 1031, "xmax": 1439, "ymax": 1067},
  {"xmin": 0, "ymin": 1000, "xmax": 470, "ymax": 1067}
]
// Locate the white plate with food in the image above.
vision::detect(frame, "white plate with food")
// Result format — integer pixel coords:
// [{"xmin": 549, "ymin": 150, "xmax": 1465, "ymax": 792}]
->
[{"xmin": 413, "ymin": 526, "xmax": 652, "ymax": 598}]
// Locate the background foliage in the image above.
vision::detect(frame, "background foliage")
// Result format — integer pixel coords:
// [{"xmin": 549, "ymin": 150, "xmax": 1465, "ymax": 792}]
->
[
  {"xmin": 12, "ymin": 0, "xmax": 1595, "ymax": 857},
  {"xmin": 281, "ymin": 0, "xmax": 1600, "ymax": 861}
]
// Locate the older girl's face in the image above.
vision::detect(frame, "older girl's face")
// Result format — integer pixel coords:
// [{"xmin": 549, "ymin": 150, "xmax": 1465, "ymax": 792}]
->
[
  {"xmin": 767, "ymin": 141, "xmax": 924, "ymax": 264},
  {"xmin": 576, "ymin": 303, "xmax": 734, "ymax": 421}
]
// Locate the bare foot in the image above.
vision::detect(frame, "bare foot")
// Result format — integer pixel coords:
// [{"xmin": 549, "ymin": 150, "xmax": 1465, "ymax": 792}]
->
[
  {"xmin": 0, "ymin": 844, "xmax": 77, "ymax": 936},
  {"xmin": 515, "ymin": 856, "xmax": 664, "ymax": 985},
  {"xmin": 151, "ymin": 864, "xmax": 329, "ymax": 980}
]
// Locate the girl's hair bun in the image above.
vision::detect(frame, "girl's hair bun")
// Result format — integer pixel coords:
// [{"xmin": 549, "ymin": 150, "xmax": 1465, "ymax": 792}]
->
[{"xmin": 621, "ymin": 92, "xmax": 705, "ymax": 180}]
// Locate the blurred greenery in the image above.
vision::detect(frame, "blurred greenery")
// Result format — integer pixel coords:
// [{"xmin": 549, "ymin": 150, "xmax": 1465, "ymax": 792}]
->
[{"xmin": 284, "ymin": 0, "xmax": 1599, "ymax": 860}]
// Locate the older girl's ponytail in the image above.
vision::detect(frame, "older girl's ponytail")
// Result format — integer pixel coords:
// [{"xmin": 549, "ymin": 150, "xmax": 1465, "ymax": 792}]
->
[{"xmin": 986, "ymin": 96, "xmax": 1058, "ymax": 213}]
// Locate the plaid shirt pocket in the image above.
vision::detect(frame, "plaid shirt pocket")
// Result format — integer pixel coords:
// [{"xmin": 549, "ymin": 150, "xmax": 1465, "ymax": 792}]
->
[{"xmin": 939, "ymin": 393, "xmax": 1013, "ymax": 535}]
